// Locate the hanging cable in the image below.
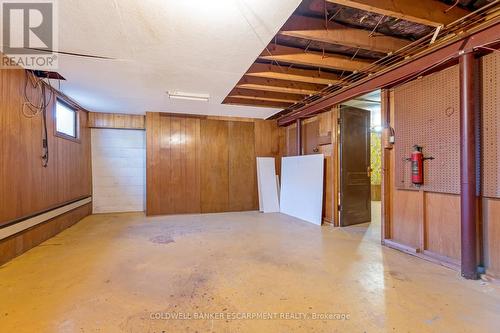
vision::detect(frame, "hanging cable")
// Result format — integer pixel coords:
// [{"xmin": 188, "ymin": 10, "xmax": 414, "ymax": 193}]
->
[
  {"xmin": 21, "ymin": 70, "xmax": 54, "ymax": 167},
  {"xmin": 41, "ymin": 83, "xmax": 49, "ymax": 167}
]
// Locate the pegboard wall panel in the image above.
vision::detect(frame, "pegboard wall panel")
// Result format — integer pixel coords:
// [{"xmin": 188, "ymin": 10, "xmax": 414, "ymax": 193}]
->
[
  {"xmin": 394, "ymin": 65, "xmax": 460, "ymax": 194},
  {"xmin": 482, "ymin": 52, "xmax": 500, "ymax": 198}
]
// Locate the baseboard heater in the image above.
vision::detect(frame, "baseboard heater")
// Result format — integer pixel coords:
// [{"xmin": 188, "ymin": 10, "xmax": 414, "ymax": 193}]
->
[{"xmin": 0, "ymin": 197, "xmax": 92, "ymax": 241}]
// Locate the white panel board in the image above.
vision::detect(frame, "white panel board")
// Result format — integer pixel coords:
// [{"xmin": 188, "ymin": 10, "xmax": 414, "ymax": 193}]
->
[
  {"xmin": 91, "ymin": 129, "xmax": 146, "ymax": 213},
  {"xmin": 280, "ymin": 154, "xmax": 324, "ymax": 225},
  {"xmin": 256, "ymin": 157, "xmax": 280, "ymax": 213}
]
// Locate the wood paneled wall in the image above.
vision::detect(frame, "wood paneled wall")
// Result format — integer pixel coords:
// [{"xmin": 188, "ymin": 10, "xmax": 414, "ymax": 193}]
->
[
  {"xmin": 385, "ymin": 81, "xmax": 462, "ymax": 267},
  {"xmin": 0, "ymin": 204, "xmax": 92, "ymax": 266},
  {"xmin": 384, "ymin": 54, "xmax": 500, "ymax": 277},
  {"xmin": 146, "ymin": 112, "xmax": 280, "ymax": 216},
  {"xmin": 200, "ymin": 119, "xmax": 230, "ymax": 213},
  {"xmin": 88, "ymin": 112, "xmax": 145, "ymax": 130},
  {"xmin": 483, "ymin": 198, "xmax": 500, "ymax": 277},
  {"xmin": 228, "ymin": 121, "xmax": 258, "ymax": 211},
  {"xmin": 0, "ymin": 68, "xmax": 92, "ymax": 264},
  {"xmin": 0, "ymin": 69, "xmax": 92, "ymax": 225}
]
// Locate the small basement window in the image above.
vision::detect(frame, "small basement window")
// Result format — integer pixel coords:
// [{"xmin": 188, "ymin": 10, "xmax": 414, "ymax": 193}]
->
[{"xmin": 55, "ymin": 99, "xmax": 78, "ymax": 139}]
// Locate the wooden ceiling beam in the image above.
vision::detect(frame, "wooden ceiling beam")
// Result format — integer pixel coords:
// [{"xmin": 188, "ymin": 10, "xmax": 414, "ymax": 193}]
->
[
  {"xmin": 246, "ymin": 63, "xmax": 342, "ymax": 85},
  {"xmin": 260, "ymin": 45, "xmax": 373, "ymax": 72},
  {"xmin": 326, "ymin": 0, "xmax": 469, "ymax": 27},
  {"xmin": 224, "ymin": 97, "xmax": 291, "ymax": 109},
  {"xmin": 236, "ymin": 76, "xmax": 323, "ymax": 95},
  {"xmin": 228, "ymin": 88, "xmax": 303, "ymax": 104},
  {"xmin": 280, "ymin": 15, "xmax": 410, "ymax": 54}
]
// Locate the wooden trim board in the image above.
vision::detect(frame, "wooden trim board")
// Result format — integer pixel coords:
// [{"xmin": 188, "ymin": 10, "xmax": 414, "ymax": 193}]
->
[{"xmin": 0, "ymin": 197, "xmax": 92, "ymax": 240}]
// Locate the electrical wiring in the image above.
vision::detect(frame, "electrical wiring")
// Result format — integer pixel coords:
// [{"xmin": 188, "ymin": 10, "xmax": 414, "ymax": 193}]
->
[{"xmin": 21, "ymin": 70, "xmax": 54, "ymax": 167}]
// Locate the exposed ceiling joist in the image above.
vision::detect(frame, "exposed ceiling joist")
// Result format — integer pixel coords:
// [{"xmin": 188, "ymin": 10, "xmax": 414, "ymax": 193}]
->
[
  {"xmin": 224, "ymin": 97, "xmax": 291, "ymax": 109},
  {"xmin": 260, "ymin": 45, "xmax": 373, "ymax": 72},
  {"xmin": 276, "ymin": 18, "xmax": 500, "ymax": 125},
  {"xmin": 229, "ymin": 95, "xmax": 296, "ymax": 104},
  {"xmin": 228, "ymin": 88, "xmax": 303, "ymax": 104},
  {"xmin": 236, "ymin": 76, "xmax": 323, "ymax": 95},
  {"xmin": 280, "ymin": 15, "xmax": 410, "ymax": 53},
  {"xmin": 235, "ymin": 84, "xmax": 316, "ymax": 96},
  {"xmin": 246, "ymin": 63, "xmax": 342, "ymax": 85},
  {"xmin": 326, "ymin": 0, "xmax": 469, "ymax": 27}
]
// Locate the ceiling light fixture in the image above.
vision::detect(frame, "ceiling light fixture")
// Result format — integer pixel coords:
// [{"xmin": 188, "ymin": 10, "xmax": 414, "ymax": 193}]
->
[{"xmin": 168, "ymin": 91, "xmax": 210, "ymax": 102}]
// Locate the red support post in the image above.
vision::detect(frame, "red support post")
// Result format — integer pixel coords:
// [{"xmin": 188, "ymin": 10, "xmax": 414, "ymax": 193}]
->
[{"xmin": 459, "ymin": 51, "xmax": 478, "ymax": 280}]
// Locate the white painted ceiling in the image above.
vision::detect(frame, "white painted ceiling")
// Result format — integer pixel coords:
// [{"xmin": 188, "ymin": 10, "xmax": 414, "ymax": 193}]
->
[{"xmin": 55, "ymin": 0, "xmax": 302, "ymax": 118}]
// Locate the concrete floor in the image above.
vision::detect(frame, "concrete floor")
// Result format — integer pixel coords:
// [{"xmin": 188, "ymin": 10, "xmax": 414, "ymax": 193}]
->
[{"xmin": 1, "ymin": 203, "xmax": 500, "ymax": 333}]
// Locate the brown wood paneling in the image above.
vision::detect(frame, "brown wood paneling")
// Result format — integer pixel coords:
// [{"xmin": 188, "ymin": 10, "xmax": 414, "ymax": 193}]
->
[
  {"xmin": 169, "ymin": 117, "xmax": 186, "ymax": 213},
  {"xmin": 424, "ymin": 192, "xmax": 461, "ymax": 260},
  {"xmin": 381, "ymin": 89, "xmax": 393, "ymax": 240},
  {"xmin": 0, "ymin": 203, "xmax": 91, "ymax": 266},
  {"xmin": 200, "ymin": 120, "xmax": 227, "ymax": 212},
  {"xmin": 254, "ymin": 119, "xmax": 283, "ymax": 177},
  {"xmin": 146, "ymin": 112, "xmax": 161, "ymax": 214},
  {"xmin": 391, "ymin": 189, "xmax": 422, "ymax": 249},
  {"xmin": 185, "ymin": 117, "xmax": 202, "ymax": 213},
  {"xmin": 88, "ymin": 112, "xmax": 145, "ymax": 129},
  {"xmin": 254, "ymin": 120, "xmax": 280, "ymax": 157},
  {"xmin": 228, "ymin": 121, "xmax": 257, "ymax": 211},
  {"xmin": 146, "ymin": 113, "xmax": 201, "ymax": 215},
  {"xmin": 484, "ymin": 198, "xmax": 500, "ymax": 277},
  {"xmin": 286, "ymin": 124, "xmax": 297, "ymax": 156},
  {"xmin": 159, "ymin": 115, "xmax": 173, "ymax": 213},
  {"xmin": 323, "ymin": 156, "xmax": 333, "ymax": 223},
  {"xmin": 0, "ymin": 69, "xmax": 91, "ymax": 226},
  {"xmin": 303, "ymin": 119, "xmax": 319, "ymax": 155},
  {"xmin": 146, "ymin": 114, "xmax": 281, "ymax": 215},
  {"xmin": 200, "ymin": 119, "xmax": 229, "ymax": 213},
  {"xmin": 331, "ymin": 107, "xmax": 340, "ymax": 226}
]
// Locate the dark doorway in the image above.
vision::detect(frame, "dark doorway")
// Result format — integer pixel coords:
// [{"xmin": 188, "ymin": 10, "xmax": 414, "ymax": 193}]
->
[{"xmin": 339, "ymin": 106, "xmax": 371, "ymax": 226}]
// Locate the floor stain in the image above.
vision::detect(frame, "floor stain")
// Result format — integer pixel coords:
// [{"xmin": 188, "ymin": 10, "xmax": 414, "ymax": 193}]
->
[{"xmin": 149, "ymin": 235, "xmax": 175, "ymax": 244}]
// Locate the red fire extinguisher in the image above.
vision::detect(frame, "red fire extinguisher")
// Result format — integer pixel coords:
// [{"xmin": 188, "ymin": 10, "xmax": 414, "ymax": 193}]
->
[{"xmin": 407, "ymin": 145, "xmax": 434, "ymax": 187}]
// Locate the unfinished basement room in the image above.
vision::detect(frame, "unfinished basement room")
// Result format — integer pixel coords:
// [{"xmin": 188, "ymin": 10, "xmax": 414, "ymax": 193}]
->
[{"xmin": 1, "ymin": 0, "xmax": 500, "ymax": 332}]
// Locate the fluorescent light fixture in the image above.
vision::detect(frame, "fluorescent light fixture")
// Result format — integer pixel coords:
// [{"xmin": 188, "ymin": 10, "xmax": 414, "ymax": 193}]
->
[{"xmin": 168, "ymin": 91, "xmax": 209, "ymax": 102}]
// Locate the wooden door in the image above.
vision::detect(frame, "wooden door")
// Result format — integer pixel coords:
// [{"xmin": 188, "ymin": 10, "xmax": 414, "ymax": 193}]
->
[{"xmin": 339, "ymin": 106, "xmax": 371, "ymax": 226}]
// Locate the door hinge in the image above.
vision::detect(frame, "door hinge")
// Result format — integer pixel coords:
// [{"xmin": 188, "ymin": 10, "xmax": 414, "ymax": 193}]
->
[
  {"xmin": 337, "ymin": 118, "xmax": 342, "ymax": 125},
  {"xmin": 338, "ymin": 204, "xmax": 342, "ymax": 211}
]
